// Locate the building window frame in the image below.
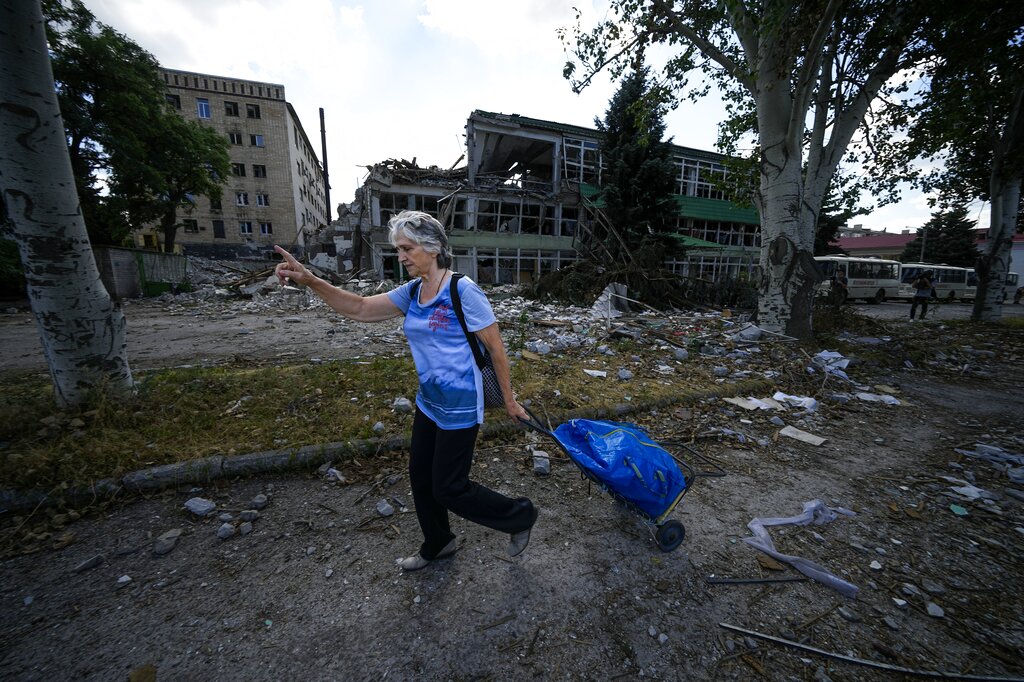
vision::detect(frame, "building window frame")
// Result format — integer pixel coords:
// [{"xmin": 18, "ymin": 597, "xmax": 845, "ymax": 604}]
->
[
  {"xmin": 224, "ymin": 101, "xmax": 239, "ymax": 117},
  {"xmin": 239, "ymin": 221, "xmax": 253, "ymax": 235},
  {"xmin": 259, "ymin": 222, "xmax": 273, "ymax": 235},
  {"xmin": 246, "ymin": 103, "xmax": 261, "ymax": 119},
  {"xmin": 250, "ymin": 134, "xmax": 265, "ymax": 148},
  {"xmin": 235, "ymin": 191, "xmax": 249, "ymax": 206},
  {"xmin": 253, "ymin": 164, "xmax": 267, "ymax": 178},
  {"xmin": 196, "ymin": 98, "xmax": 211, "ymax": 119}
]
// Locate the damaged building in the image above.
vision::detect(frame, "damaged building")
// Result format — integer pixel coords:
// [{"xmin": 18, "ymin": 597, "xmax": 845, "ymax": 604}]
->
[{"xmin": 324, "ymin": 110, "xmax": 760, "ymax": 283}]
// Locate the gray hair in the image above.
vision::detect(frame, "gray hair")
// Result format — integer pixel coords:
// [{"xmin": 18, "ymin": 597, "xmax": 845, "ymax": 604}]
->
[{"xmin": 387, "ymin": 210, "xmax": 452, "ymax": 269}]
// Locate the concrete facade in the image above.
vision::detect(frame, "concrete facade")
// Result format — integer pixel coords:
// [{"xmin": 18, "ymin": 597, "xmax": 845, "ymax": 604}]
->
[
  {"xmin": 330, "ymin": 110, "xmax": 760, "ymax": 284},
  {"xmin": 137, "ymin": 69, "xmax": 328, "ymax": 257}
]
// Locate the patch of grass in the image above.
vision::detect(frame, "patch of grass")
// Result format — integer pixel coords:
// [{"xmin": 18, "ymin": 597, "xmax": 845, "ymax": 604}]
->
[
  {"xmin": 0, "ymin": 357, "xmax": 417, "ymax": 492},
  {"xmin": 0, "ymin": 338, "xmax": 732, "ymax": 493}
]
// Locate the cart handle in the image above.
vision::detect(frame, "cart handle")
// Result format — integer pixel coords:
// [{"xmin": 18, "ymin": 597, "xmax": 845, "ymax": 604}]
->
[{"xmin": 518, "ymin": 405, "xmax": 554, "ymax": 438}]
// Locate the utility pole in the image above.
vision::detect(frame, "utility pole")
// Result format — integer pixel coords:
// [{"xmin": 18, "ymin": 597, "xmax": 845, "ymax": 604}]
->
[{"xmin": 919, "ymin": 226, "xmax": 927, "ymax": 262}]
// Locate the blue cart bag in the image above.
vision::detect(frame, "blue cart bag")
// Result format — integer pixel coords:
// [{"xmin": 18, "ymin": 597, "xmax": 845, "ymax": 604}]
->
[{"xmin": 552, "ymin": 419, "xmax": 689, "ymax": 522}]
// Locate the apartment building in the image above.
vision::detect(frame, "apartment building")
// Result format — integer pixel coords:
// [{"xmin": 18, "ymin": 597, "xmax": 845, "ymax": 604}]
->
[
  {"xmin": 138, "ymin": 68, "xmax": 328, "ymax": 257},
  {"xmin": 330, "ymin": 110, "xmax": 759, "ymax": 283}
]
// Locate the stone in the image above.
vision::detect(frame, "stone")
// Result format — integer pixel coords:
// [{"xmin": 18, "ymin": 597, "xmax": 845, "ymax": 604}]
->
[
  {"xmin": 617, "ymin": 368, "xmax": 634, "ymax": 381},
  {"xmin": 892, "ymin": 598, "xmax": 908, "ymax": 609},
  {"xmin": 392, "ymin": 397, "xmax": 414, "ymax": 413},
  {"xmin": 920, "ymin": 578, "xmax": 946, "ymax": 595},
  {"xmin": 658, "ymin": 633, "xmax": 669, "ymax": 644},
  {"xmin": 153, "ymin": 529, "xmax": 183, "ymax": 556},
  {"xmin": 713, "ymin": 366, "xmax": 730, "ymax": 377},
  {"xmin": 250, "ymin": 494, "xmax": 268, "ymax": 510},
  {"xmin": 239, "ymin": 510, "xmax": 260, "ymax": 522},
  {"xmin": 73, "ymin": 554, "xmax": 105, "ymax": 573},
  {"xmin": 837, "ymin": 606, "xmax": 861, "ymax": 622},
  {"xmin": 239, "ymin": 522, "xmax": 253, "ymax": 536},
  {"xmin": 218, "ymin": 513, "xmax": 234, "ymax": 523},
  {"xmin": 769, "ymin": 416, "xmax": 785, "ymax": 427},
  {"xmin": 648, "ymin": 625, "xmax": 658, "ymax": 638},
  {"xmin": 901, "ymin": 583, "xmax": 922, "ymax": 598},
  {"xmin": 926, "ymin": 602, "xmax": 945, "ymax": 618},
  {"xmin": 373, "ymin": 421, "xmax": 385, "ymax": 433},
  {"xmin": 532, "ymin": 450, "xmax": 551, "ymax": 476},
  {"xmin": 883, "ymin": 616, "xmax": 900, "ymax": 630},
  {"xmin": 376, "ymin": 499, "xmax": 394, "ymax": 517},
  {"xmin": 184, "ymin": 497, "xmax": 217, "ymax": 517},
  {"xmin": 306, "ymin": 546, "xmax": 316, "ymax": 556},
  {"xmin": 216, "ymin": 523, "xmax": 236, "ymax": 540},
  {"xmin": 869, "ymin": 560, "xmax": 883, "ymax": 570},
  {"xmin": 325, "ymin": 568, "xmax": 334, "ymax": 578},
  {"xmin": 117, "ymin": 575, "xmax": 132, "ymax": 586},
  {"xmin": 673, "ymin": 348, "xmax": 689, "ymax": 361}
]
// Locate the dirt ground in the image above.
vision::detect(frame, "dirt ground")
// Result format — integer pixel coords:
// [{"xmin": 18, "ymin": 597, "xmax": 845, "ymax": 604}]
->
[{"xmin": 1, "ymin": 294, "xmax": 1023, "ymax": 681}]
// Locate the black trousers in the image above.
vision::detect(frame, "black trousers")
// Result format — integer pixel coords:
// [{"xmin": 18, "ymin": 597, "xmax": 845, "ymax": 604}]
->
[
  {"xmin": 409, "ymin": 409, "xmax": 535, "ymax": 559},
  {"xmin": 910, "ymin": 296, "xmax": 929, "ymax": 319}
]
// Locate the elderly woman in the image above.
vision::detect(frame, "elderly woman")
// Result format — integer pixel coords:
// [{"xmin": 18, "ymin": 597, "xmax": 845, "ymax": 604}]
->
[{"xmin": 274, "ymin": 210, "xmax": 537, "ymax": 571}]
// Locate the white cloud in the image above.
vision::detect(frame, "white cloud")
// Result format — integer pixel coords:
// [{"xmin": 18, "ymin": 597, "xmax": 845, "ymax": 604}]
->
[{"xmin": 81, "ymin": 0, "xmax": 944, "ymax": 229}]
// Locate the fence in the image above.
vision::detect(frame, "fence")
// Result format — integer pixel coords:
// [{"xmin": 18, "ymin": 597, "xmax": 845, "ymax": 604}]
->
[{"xmin": 93, "ymin": 246, "xmax": 188, "ymax": 299}]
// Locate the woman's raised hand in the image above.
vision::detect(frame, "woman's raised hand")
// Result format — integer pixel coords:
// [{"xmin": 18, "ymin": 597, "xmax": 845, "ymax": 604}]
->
[{"xmin": 274, "ymin": 245, "xmax": 311, "ymax": 287}]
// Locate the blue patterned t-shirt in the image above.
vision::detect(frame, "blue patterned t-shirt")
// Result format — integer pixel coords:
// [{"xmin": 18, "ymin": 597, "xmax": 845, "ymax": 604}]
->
[{"xmin": 387, "ymin": 275, "xmax": 496, "ymax": 429}]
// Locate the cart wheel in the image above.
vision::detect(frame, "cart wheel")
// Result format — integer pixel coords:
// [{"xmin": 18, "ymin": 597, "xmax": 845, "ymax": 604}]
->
[{"xmin": 655, "ymin": 520, "xmax": 685, "ymax": 552}]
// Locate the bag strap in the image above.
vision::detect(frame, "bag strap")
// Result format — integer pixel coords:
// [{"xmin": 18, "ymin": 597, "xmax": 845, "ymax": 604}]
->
[
  {"xmin": 408, "ymin": 277, "xmax": 422, "ymax": 302},
  {"xmin": 449, "ymin": 273, "xmax": 487, "ymax": 370}
]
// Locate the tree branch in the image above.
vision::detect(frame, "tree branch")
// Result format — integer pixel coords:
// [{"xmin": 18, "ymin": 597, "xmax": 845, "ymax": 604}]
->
[{"xmin": 649, "ymin": 0, "xmax": 754, "ymax": 93}]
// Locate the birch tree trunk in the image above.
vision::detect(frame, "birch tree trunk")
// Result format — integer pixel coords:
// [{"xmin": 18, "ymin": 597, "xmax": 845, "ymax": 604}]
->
[
  {"xmin": 972, "ymin": 176, "xmax": 1021, "ymax": 322},
  {"xmin": 753, "ymin": 70, "xmax": 819, "ymax": 339},
  {"xmin": 0, "ymin": 0, "xmax": 133, "ymax": 406}
]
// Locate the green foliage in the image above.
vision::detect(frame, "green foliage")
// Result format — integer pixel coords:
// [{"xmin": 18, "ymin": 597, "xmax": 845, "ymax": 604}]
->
[
  {"xmin": 0, "ymin": 239, "xmax": 26, "ymax": 297},
  {"xmin": 898, "ymin": 205, "xmax": 979, "ymax": 267},
  {"xmin": 815, "ymin": 175, "xmax": 867, "ymax": 255},
  {"xmin": 42, "ymin": 0, "xmax": 229, "ymax": 250},
  {"xmin": 595, "ymin": 66, "xmax": 680, "ymax": 262},
  {"xmin": 901, "ymin": 1, "xmax": 1024, "ymax": 207}
]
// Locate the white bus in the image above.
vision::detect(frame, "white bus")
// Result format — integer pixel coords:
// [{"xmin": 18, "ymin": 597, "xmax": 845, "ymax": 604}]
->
[
  {"xmin": 965, "ymin": 270, "xmax": 1020, "ymax": 302},
  {"xmin": 898, "ymin": 263, "xmax": 972, "ymax": 301},
  {"xmin": 814, "ymin": 256, "xmax": 902, "ymax": 304}
]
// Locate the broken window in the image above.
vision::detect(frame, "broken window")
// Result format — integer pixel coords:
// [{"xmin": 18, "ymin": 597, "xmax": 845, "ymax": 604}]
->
[
  {"xmin": 246, "ymin": 103, "xmax": 261, "ymax": 119},
  {"xmin": 676, "ymin": 158, "xmax": 728, "ymax": 199},
  {"xmin": 239, "ymin": 221, "xmax": 253, "ymax": 234},
  {"xmin": 563, "ymin": 137, "xmax": 601, "ymax": 185},
  {"xmin": 231, "ymin": 163, "xmax": 246, "ymax": 176},
  {"xmin": 228, "ymin": 132, "xmax": 243, "ymax": 145},
  {"xmin": 497, "ymin": 201, "xmax": 521, "ymax": 233},
  {"xmin": 225, "ymin": 101, "xmax": 239, "ymax": 117},
  {"xmin": 183, "ymin": 219, "xmax": 199, "ymax": 234},
  {"xmin": 165, "ymin": 94, "xmax": 181, "ymax": 110},
  {"xmin": 212, "ymin": 220, "xmax": 225, "ymax": 238},
  {"xmin": 235, "ymin": 191, "xmax": 249, "ymax": 206},
  {"xmin": 560, "ymin": 206, "xmax": 578, "ymax": 237},
  {"xmin": 521, "ymin": 203, "xmax": 542, "ymax": 235},
  {"xmin": 379, "ymin": 193, "xmax": 411, "ymax": 226},
  {"xmin": 476, "ymin": 200, "xmax": 498, "ymax": 232},
  {"xmin": 253, "ymin": 164, "xmax": 267, "ymax": 178}
]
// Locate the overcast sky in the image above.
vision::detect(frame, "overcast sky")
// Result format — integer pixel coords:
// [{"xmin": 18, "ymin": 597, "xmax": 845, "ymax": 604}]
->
[{"xmin": 87, "ymin": 0, "xmax": 982, "ymax": 233}]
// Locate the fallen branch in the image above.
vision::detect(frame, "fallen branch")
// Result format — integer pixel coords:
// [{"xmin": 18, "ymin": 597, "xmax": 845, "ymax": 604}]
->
[{"xmin": 719, "ymin": 623, "xmax": 1024, "ymax": 681}]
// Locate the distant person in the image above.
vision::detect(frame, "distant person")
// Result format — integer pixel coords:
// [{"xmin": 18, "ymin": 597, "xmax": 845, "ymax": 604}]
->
[
  {"xmin": 273, "ymin": 211, "xmax": 537, "ymax": 571},
  {"xmin": 831, "ymin": 270, "xmax": 849, "ymax": 307},
  {"xmin": 910, "ymin": 270, "xmax": 933, "ymax": 320},
  {"xmin": 1014, "ymin": 286, "xmax": 1023, "ymax": 305}
]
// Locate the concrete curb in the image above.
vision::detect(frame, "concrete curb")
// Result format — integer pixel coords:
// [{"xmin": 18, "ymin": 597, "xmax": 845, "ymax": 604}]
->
[{"xmin": 0, "ymin": 378, "xmax": 774, "ymax": 514}]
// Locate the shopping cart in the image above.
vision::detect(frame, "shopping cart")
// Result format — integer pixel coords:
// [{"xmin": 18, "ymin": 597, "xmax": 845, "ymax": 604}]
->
[{"xmin": 521, "ymin": 408, "xmax": 716, "ymax": 552}]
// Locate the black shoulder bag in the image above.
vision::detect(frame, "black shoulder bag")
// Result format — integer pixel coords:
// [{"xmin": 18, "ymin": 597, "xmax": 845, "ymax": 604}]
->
[{"xmin": 449, "ymin": 274, "xmax": 505, "ymax": 408}]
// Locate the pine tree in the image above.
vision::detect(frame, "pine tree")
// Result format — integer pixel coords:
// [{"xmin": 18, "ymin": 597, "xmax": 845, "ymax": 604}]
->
[
  {"xmin": 595, "ymin": 66, "xmax": 679, "ymax": 266},
  {"xmin": 898, "ymin": 205, "xmax": 979, "ymax": 267}
]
